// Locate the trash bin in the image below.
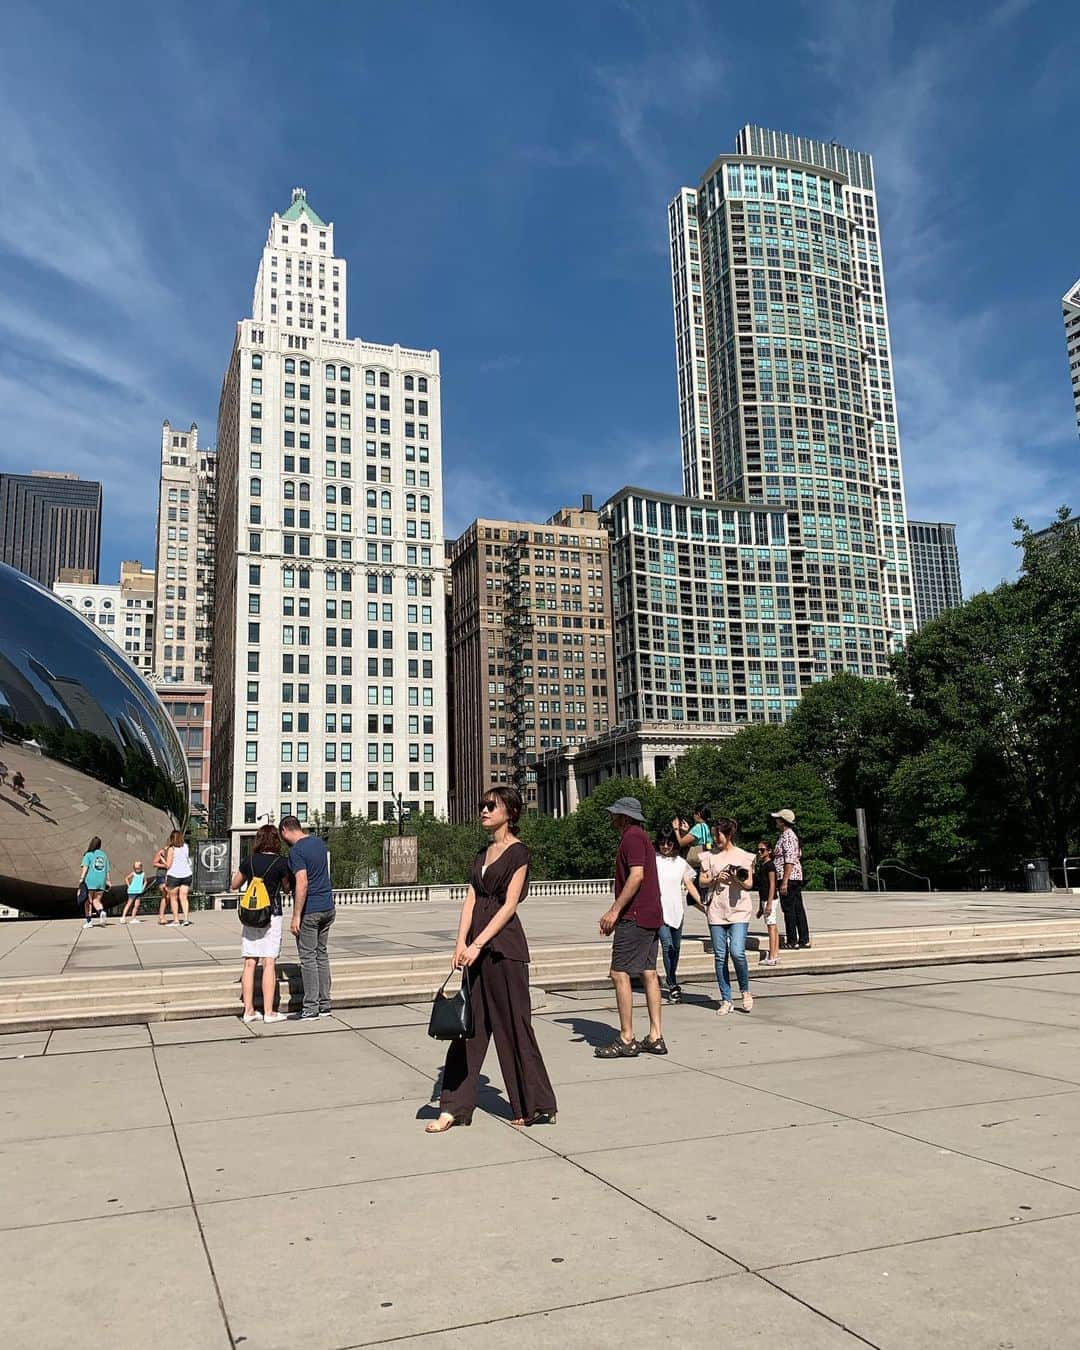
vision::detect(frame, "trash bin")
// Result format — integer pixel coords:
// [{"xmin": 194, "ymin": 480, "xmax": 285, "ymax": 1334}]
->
[{"xmin": 1022, "ymin": 858, "xmax": 1051, "ymax": 892}]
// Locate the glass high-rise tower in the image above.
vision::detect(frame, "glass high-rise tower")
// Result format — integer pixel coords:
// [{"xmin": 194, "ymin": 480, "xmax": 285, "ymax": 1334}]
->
[{"xmin": 670, "ymin": 125, "xmax": 916, "ymax": 680}]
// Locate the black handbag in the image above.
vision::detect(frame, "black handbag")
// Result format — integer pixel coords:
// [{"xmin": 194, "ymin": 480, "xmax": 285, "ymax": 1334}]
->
[{"xmin": 428, "ymin": 967, "xmax": 474, "ymax": 1041}]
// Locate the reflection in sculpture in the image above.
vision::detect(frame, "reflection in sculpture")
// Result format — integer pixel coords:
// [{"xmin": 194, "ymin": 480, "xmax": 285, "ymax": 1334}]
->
[{"xmin": 0, "ymin": 563, "xmax": 189, "ymax": 916}]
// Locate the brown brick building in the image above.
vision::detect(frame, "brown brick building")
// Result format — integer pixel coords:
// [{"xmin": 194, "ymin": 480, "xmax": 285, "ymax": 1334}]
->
[{"xmin": 447, "ymin": 497, "xmax": 615, "ymax": 822}]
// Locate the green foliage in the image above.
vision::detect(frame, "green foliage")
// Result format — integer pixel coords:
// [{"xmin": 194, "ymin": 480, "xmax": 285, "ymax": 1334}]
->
[
  {"xmin": 560, "ymin": 777, "xmax": 656, "ymax": 879},
  {"xmin": 884, "ymin": 743, "xmax": 976, "ymax": 874}
]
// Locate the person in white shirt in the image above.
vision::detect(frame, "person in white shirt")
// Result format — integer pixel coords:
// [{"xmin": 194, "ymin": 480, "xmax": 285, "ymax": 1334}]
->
[{"xmin": 654, "ymin": 827, "xmax": 703, "ymax": 1004}]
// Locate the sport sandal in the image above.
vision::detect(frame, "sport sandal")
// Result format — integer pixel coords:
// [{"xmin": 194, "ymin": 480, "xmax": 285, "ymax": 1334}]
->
[
  {"xmin": 639, "ymin": 1035, "xmax": 668, "ymax": 1055},
  {"xmin": 594, "ymin": 1037, "xmax": 640, "ymax": 1058}
]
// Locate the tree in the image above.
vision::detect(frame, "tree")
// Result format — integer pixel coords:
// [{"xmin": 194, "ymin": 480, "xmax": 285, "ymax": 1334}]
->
[
  {"xmin": 884, "ymin": 743, "xmax": 977, "ymax": 877},
  {"xmin": 787, "ymin": 672, "xmax": 915, "ymax": 859}
]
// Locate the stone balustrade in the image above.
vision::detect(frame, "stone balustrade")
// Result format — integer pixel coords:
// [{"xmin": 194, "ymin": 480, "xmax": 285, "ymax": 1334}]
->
[{"xmin": 213, "ymin": 877, "xmax": 615, "ymax": 909}]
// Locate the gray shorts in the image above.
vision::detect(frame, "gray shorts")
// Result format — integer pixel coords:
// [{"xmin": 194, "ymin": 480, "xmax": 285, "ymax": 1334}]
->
[{"xmin": 611, "ymin": 919, "xmax": 659, "ymax": 976}]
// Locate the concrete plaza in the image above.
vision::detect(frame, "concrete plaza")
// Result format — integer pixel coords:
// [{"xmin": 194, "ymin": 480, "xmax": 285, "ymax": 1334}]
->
[{"xmin": 4, "ymin": 952, "xmax": 1080, "ymax": 1347}]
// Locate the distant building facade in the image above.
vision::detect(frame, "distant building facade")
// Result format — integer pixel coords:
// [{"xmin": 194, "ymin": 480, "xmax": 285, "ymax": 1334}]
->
[
  {"xmin": 1064, "ymin": 279, "xmax": 1080, "ymax": 440},
  {"xmin": 153, "ymin": 421, "xmax": 216, "ymax": 684},
  {"xmin": 156, "ymin": 683, "xmax": 213, "ymax": 813},
  {"xmin": 446, "ymin": 497, "xmax": 615, "ymax": 822},
  {"xmin": 53, "ymin": 561, "xmax": 156, "ymax": 675},
  {"xmin": 907, "ymin": 521, "xmax": 963, "ymax": 627},
  {"xmin": 0, "ymin": 471, "xmax": 102, "ymax": 586}
]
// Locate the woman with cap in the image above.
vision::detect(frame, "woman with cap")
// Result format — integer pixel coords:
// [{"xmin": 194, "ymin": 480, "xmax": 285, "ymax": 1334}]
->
[{"xmin": 771, "ymin": 808, "xmax": 809, "ymax": 950}]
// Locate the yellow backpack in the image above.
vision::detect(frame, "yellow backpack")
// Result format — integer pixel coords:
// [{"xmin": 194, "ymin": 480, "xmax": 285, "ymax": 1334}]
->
[{"xmin": 238, "ymin": 872, "xmax": 272, "ymax": 927}]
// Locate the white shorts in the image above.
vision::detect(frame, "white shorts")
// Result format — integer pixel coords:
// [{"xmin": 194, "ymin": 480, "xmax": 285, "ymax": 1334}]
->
[
  {"xmin": 763, "ymin": 899, "xmax": 779, "ymax": 926},
  {"xmin": 241, "ymin": 914, "xmax": 282, "ymax": 959}
]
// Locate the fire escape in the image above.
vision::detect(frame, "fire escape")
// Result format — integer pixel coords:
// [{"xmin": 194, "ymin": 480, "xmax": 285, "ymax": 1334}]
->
[{"xmin": 503, "ymin": 535, "xmax": 533, "ymax": 795}]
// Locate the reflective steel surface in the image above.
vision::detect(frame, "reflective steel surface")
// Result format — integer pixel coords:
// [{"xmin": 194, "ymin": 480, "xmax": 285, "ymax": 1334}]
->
[{"xmin": 0, "ymin": 563, "xmax": 188, "ymax": 916}]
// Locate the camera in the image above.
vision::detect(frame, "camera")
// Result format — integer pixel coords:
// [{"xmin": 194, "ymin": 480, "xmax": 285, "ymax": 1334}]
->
[{"xmin": 730, "ymin": 866, "xmax": 749, "ymax": 881}]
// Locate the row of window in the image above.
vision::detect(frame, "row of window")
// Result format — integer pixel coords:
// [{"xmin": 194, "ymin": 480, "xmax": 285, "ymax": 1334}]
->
[{"xmin": 250, "ymin": 353, "xmax": 429, "ymax": 393}]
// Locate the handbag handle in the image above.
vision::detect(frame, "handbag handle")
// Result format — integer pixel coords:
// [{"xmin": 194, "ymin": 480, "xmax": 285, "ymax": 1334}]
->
[{"xmin": 436, "ymin": 965, "xmax": 470, "ymax": 997}]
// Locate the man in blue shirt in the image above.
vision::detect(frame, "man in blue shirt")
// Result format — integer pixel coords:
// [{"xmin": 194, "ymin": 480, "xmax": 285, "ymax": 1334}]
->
[{"xmin": 280, "ymin": 816, "xmax": 335, "ymax": 1019}]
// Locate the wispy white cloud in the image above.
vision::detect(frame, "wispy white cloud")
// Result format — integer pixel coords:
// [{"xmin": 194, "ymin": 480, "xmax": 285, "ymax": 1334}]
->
[{"xmin": 805, "ymin": 0, "xmax": 1073, "ymax": 593}]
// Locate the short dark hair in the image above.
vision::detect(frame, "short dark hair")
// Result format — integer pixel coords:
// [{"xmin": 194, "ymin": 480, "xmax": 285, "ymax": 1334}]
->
[
  {"xmin": 253, "ymin": 824, "xmax": 282, "ymax": 854},
  {"xmin": 655, "ymin": 826, "xmax": 679, "ymax": 850},
  {"xmin": 482, "ymin": 784, "xmax": 522, "ymax": 829},
  {"xmin": 278, "ymin": 815, "xmax": 302, "ymax": 834},
  {"xmin": 711, "ymin": 817, "xmax": 738, "ymax": 843}
]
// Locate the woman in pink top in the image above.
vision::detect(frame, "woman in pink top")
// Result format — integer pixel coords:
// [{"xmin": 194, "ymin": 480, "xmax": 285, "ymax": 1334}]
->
[{"xmin": 704, "ymin": 817, "xmax": 756, "ymax": 1015}]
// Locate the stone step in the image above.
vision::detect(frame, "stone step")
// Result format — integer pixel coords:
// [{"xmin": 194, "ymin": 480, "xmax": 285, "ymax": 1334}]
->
[{"xmin": 2, "ymin": 925, "xmax": 1079, "ymax": 1033}]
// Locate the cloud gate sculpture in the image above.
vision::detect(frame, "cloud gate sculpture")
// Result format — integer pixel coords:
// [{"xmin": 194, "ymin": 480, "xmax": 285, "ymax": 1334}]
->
[{"xmin": 0, "ymin": 563, "xmax": 189, "ymax": 917}]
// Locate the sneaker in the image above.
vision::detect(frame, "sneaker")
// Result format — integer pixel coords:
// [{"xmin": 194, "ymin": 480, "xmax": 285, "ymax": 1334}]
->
[
  {"xmin": 761, "ymin": 957, "xmax": 778, "ymax": 967},
  {"xmin": 716, "ymin": 1001, "xmax": 734, "ymax": 1016},
  {"xmin": 741, "ymin": 991, "xmax": 754, "ymax": 1013},
  {"xmin": 262, "ymin": 1012, "xmax": 287, "ymax": 1024},
  {"xmin": 242, "ymin": 1011, "xmax": 263, "ymax": 1023},
  {"xmin": 318, "ymin": 1010, "xmax": 333, "ymax": 1018},
  {"xmin": 130, "ymin": 918, "xmax": 141, "ymax": 925},
  {"xmin": 83, "ymin": 919, "xmax": 93, "ymax": 928},
  {"xmin": 667, "ymin": 987, "xmax": 682, "ymax": 1004},
  {"xmin": 119, "ymin": 917, "xmax": 127, "ymax": 924},
  {"xmin": 292, "ymin": 1011, "xmax": 320, "ymax": 1021}
]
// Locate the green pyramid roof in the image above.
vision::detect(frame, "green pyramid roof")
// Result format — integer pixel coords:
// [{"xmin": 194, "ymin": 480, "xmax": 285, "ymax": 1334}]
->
[{"xmin": 281, "ymin": 189, "xmax": 326, "ymax": 227}]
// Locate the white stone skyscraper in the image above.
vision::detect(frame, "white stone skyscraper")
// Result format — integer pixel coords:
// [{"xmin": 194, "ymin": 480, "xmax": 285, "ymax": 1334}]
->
[
  {"xmin": 153, "ymin": 420, "xmax": 216, "ymax": 684},
  {"xmin": 211, "ymin": 189, "xmax": 447, "ymax": 862},
  {"xmin": 670, "ymin": 125, "xmax": 917, "ymax": 683},
  {"xmin": 1064, "ymin": 278, "xmax": 1080, "ymax": 439}
]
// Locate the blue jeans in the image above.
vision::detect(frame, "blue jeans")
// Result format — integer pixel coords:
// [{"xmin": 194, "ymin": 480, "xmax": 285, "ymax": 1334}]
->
[
  {"xmin": 709, "ymin": 922, "xmax": 749, "ymax": 1003},
  {"xmin": 657, "ymin": 922, "xmax": 683, "ymax": 990}
]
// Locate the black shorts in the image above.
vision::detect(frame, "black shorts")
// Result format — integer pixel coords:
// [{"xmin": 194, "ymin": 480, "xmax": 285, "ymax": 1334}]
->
[
  {"xmin": 165, "ymin": 874, "xmax": 191, "ymax": 888},
  {"xmin": 611, "ymin": 919, "xmax": 659, "ymax": 976}
]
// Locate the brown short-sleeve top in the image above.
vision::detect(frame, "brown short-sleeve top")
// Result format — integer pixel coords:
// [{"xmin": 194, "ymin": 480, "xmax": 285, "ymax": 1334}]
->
[{"xmin": 468, "ymin": 840, "xmax": 531, "ymax": 962}]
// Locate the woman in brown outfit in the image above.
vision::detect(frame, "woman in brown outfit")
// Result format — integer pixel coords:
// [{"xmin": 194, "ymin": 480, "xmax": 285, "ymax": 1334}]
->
[{"xmin": 425, "ymin": 785, "xmax": 557, "ymax": 1133}]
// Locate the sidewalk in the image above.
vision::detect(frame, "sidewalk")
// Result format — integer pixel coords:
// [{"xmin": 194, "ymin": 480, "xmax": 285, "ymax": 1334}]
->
[
  {"xmin": 4, "ymin": 953, "xmax": 1080, "ymax": 1347},
  {"xmin": 3, "ymin": 887, "xmax": 1079, "ymax": 980}
]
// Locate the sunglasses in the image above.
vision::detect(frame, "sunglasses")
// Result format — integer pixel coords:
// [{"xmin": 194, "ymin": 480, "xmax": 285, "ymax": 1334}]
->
[{"xmin": 479, "ymin": 800, "xmax": 500, "ymax": 813}]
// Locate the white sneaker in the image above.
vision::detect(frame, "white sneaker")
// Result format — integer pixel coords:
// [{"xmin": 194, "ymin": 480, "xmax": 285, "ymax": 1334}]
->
[
  {"xmin": 242, "ymin": 1011, "xmax": 263, "ymax": 1023},
  {"xmin": 119, "ymin": 917, "xmax": 127, "ymax": 924},
  {"xmin": 130, "ymin": 918, "xmax": 141, "ymax": 925},
  {"xmin": 83, "ymin": 919, "xmax": 93, "ymax": 928},
  {"xmin": 262, "ymin": 1012, "xmax": 287, "ymax": 1024}
]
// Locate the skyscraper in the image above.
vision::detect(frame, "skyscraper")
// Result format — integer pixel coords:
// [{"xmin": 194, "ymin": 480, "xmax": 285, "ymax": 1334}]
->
[
  {"xmin": 907, "ymin": 521, "xmax": 962, "ymax": 627},
  {"xmin": 153, "ymin": 420, "xmax": 217, "ymax": 684},
  {"xmin": 669, "ymin": 125, "xmax": 916, "ymax": 683},
  {"xmin": 0, "ymin": 471, "xmax": 102, "ymax": 586},
  {"xmin": 446, "ymin": 497, "xmax": 614, "ymax": 822},
  {"xmin": 211, "ymin": 189, "xmax": 447, "ymax": 861},
  {"xmin": 1064, "ymin": 278, "xmax": 1080, "ymax": 439}
]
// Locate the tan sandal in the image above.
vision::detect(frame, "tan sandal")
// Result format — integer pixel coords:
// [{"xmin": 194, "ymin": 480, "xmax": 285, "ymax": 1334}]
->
[{"xmin": 424, "ymin": 1113, "xmax": 472, "ymax": 1133}]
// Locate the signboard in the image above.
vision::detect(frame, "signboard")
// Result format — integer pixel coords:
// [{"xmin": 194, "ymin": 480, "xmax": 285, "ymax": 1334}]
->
[
  {"xmin": 382, "ymin": 835, "xmax": 419, "ymax": 886},
  {"xmin": 196, "ymin": 839, "xmax": 231, "ymax": 894}
]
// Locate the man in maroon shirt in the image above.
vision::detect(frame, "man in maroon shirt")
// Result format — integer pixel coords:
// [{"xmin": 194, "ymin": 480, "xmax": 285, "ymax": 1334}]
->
[{"xmin": 595, "ymin": 797, "xmax": 667, "ymax": 1057}]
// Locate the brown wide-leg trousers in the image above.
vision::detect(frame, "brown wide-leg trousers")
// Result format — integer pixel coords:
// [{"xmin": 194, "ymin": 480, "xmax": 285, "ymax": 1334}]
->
[{"xmin": 439, "ymin": 953, "xmax": 557, "ymax": 1121}]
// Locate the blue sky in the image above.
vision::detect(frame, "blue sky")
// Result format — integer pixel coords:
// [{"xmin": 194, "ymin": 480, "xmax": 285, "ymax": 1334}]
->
[{"xmin": 0, "ymin": 0, "xmax": 1077, "ymax": 595}]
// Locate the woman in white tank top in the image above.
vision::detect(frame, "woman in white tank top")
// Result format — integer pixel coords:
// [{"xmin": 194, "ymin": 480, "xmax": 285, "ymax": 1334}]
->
[{"xmin": 164, "ymin": 830, "xmax": 194, "ymax": 926}]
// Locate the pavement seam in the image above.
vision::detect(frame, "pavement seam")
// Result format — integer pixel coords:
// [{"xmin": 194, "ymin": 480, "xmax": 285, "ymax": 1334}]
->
[
  {"xmin": 753, "ymin": 1205, "xmax": 1080, "ymax": 1273},
  {"xmin": 0, "ymin": 1200, "xmax": 193, "ymax": 1235},
  {"xmin": 748, "ymin": 1271, "xmax": 884, "ymax": 1349},
  {"xmin": 149, "ymin": 1038, "xmax": 238, "ymax": 1349},
  {"xmin": 335, "ymin": 1273, "xmax": 751, "ymax": 1349},
  {"xmin": 193, "ymin": 1154, "xmax": 553, "ymax": 1208}
]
